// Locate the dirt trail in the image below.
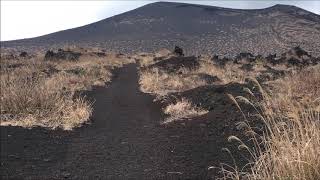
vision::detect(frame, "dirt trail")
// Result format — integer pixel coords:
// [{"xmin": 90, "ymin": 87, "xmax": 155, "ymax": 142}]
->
[{"xmin": 1, "ymin": 63, "xmax": 247, "ymax": 179}]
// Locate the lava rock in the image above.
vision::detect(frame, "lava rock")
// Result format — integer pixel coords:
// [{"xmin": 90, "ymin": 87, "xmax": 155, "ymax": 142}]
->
[
  {"xmin": 149, "ymin": 56, "xmax": 200, "ymax": 73},
  {"xmin": 19, "ymin": 51, "xmax": 28, "ymax": 58},
  {"xmin": 234, "ymin": 52, "xmax": 256, "ymax": 63},
  {"xmin": 196, "ymin": 73, "xmax": 221, "ymax": 84},
  {"xmin": 44, "ymin": 49, "xmax": 81, "ymax": 61},
  {"xmin": 174, "ymin": 46, "xmax": 184, "ymax": 56},
  {"xmin": 163, "ymin": 82, "xmax": 254, "ymax": 112}
]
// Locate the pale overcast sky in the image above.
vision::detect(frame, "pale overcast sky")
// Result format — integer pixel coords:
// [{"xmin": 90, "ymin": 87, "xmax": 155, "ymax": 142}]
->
[{"xmin": 1, "ymin": 1, "xmax": 319, "ymax": 41}]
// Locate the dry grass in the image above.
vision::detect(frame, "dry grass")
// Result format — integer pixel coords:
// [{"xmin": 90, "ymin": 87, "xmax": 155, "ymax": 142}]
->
[
  {"xmin": 136, "ymin": 53, "xmax": 156, "ymax": 67},
  {"xmin": 139, "ymin": 58, "xmax": 265, "ymax": 96},
  {"xmin": 139, "ymin": 63, "xmax": 211, "ymax": 122},
  {"xmin": 138, "ymin": 53, "xmax": 320, "ymax": 177},
  {"xmin": 136, "ymin": 49, "xmax": 172, "ymax": 67},
  {"xmin": 163, "ymin": 98, "xmax": 208, "ymax": 123},
  {"xmin": 221, "ymin": 65, "xmax": 320, "ymax": 180},
  {"xmin": 139, "ymin": 56, "xmax": 268, "ymax": 122},
  {"xmin": 196, "ymin": 61, "xmax": 261, "ymax": 84},
  {"xmin": 139, "ymin": 68, "xmax": 208, "ymax": 95},
  {"xmin": 0, "ymin": 50, "xmax": 133, "ymax": 130}
]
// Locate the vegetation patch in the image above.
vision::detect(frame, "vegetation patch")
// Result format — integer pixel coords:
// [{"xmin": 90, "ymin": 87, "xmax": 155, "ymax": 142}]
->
[
  {"xmin": 0, "ymin": 47, "xmax": 134, "ymax": 130},
  {"xmin": 220, "ymin": 65, "xmax": 320, "ymax": 180},
  {"xmin": 163, "ymin": 98, "xmax": 208, "ymax": 124}
]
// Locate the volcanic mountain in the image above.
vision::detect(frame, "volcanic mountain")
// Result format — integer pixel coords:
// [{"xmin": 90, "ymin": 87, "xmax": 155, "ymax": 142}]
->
[{"xmin": 2, "ymin": 1, "xmax": 320, "ymax": 56}]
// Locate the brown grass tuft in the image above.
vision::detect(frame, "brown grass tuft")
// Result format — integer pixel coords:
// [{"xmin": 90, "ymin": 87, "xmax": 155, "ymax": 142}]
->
[
  {"xmin": 163, "ymin": 98, "xmax": 208, "ymax": 123},
  {"xmin": 0, "ymin": 50, "xmax": 133, "ymax": 130},
  {"xmin": 221, "ymin": 65, "xmax": 320, "ymax": 180},
  {"xmin": 139, "ymin": 68, "xmax": 208, "ymax": 96}
]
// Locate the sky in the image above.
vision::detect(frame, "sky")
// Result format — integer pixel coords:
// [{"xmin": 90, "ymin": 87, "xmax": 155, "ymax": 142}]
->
[{"xmin": 1, "ymin": 1, "xmax": 320, "ymax": 41}]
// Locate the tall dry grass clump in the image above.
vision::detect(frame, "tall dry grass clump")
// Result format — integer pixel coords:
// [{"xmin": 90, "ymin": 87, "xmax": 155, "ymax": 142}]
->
[
  {"xmin": 163, "ymin": 98, "xmax": 208, "ymax": 123},
  {"xmin": 0, "ymin": 63, "xmax": 92, "ymax": 130},
  {"xmin": 196, "ymin": 60, "xmax": 265, "ymax": 84},
  {"xmin": 139, "ymin": 68, "xmax": 208, "ymax": 95},
  {"xmin": 0, "ymin": 50, "xmax": 133, "ymax": 130},
  {"xmin": 221, "ymin": 65, "xmax": 320, "ymax": 180}
]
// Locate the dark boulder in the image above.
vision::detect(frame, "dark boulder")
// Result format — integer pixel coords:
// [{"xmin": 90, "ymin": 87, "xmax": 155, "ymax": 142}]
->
[
  {"xmin": 19, "ymin": 51, "xmax": 28, "ymax": 58},
  {"xmin": 93, "ymin": 52, "xmax": 106, "ymax": 57},
  {"xmin": 148, "ymin": 56, "xmax": 199, "ymax": 73},
  {"xmin": 287, "ymin": 46, "xmax": 310, "ymax": 58},
  {"xmin": 265, "ymin": 54, "xmax": 281, "ymax": 65},
  {"xmin": 211, "ymin": 55, "xmax": 219, "ymax": 62},
  {"xmin": 311, "ymin": 57, "xmax": 320, "ymax": 65},
  {"xmin": 163, "ymin": 82, "xmax": 254, "ymax": 112},
  {"xmin": 281, "ymin": 46, "xmax": 313, "ymax": 66},
  {"xmin": 287, "ymin": 57, "xmax": 304, "ymax": 66},
  {"xmin": 196, "ymin": 73, "xmax": 221, "ymax": 84},
  {"xmin": 266, "ymin": 54, "xmax": 276, "ymax": 61},
  {"xmin": 211, "ymin": 55, "xmax": 231, "ymax": 67},
  {"xmin": 240, "ymin": 63, "xmax": 254, "ymax": 71},
  {"xmin": 153, "ymin": 56, "xmax": 165, "ymax": 62},
  {"xmin": 256, "ymin": 65, "xmax": 286, "ymax": 82},
  {"xmin": 116, "ymin": 53, "xmax": 125, "ymax": 58},
  {"xmin": 174, "ymin": 46, "xmax": 184, "ymax": 56},
  {"xmin": 44, "ymin": 50, "xmax": 55, "ymax": 60},
  {"xmin": 234, "ymin": 52, "xmax": 256, "ymax": 63},
  {"xmin": 44, "ymin": 49, "xmax": 81, "ymax": 61}
]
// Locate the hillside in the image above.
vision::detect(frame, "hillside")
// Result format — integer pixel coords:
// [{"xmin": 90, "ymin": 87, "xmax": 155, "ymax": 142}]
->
[{"xmin": 2, "ymin": 1, "xmax": 320, "ymax": 56}]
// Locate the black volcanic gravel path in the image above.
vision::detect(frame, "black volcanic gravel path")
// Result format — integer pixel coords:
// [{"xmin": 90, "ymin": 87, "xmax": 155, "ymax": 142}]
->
[{"xmin": 1, "ymin": 64, "xmax": 248, "ymax": 179}]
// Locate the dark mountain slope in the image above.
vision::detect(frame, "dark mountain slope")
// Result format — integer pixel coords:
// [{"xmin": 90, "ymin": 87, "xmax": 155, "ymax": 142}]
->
[{"xmin": 2, "ymin": 2, "xmax": 320, "ymax": 56}]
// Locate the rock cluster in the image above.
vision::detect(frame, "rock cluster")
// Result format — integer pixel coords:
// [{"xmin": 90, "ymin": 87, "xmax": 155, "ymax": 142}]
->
[
  {"xmin": 212, "ymin": 46, "xmax": 320, "ymax": 67},
  {"xmin": 44, "ymin": 49, "xmax": 82, "ymax": 61},
  {"xmin": 149, "ymin": 56, "xmax": 199, "ymax": 73}
]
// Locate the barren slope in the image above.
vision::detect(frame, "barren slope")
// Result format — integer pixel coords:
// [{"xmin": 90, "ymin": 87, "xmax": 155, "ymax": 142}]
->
[{"xmin": 2, "ymin": 2, "xmax": 320, "ymax": 56}]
